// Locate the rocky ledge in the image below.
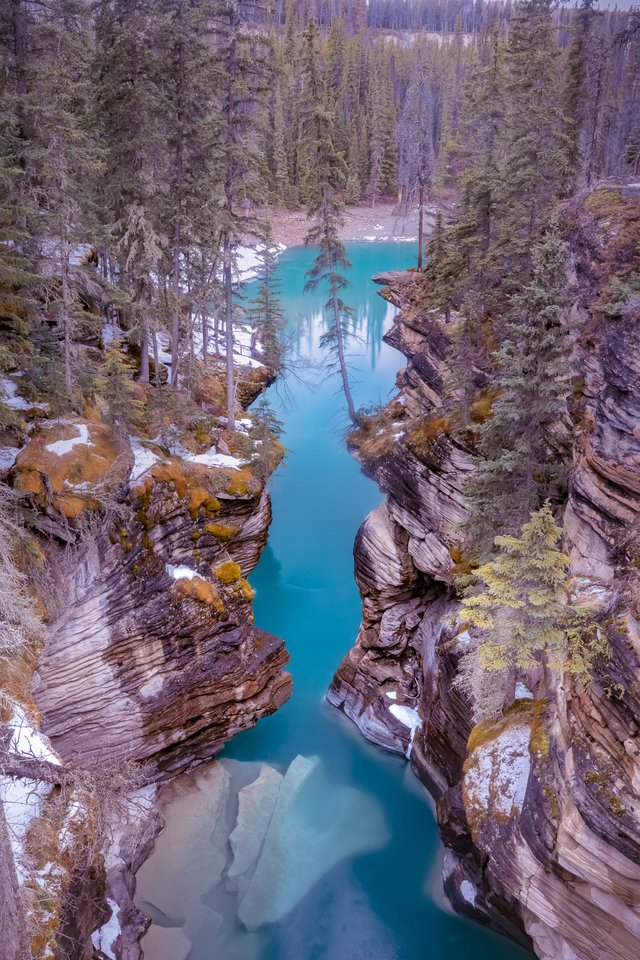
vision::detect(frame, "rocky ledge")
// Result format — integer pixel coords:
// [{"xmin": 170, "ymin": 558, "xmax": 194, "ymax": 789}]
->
[{"xmin": 328, "ymin": 182, "xmax": 640, "ymax": 960}]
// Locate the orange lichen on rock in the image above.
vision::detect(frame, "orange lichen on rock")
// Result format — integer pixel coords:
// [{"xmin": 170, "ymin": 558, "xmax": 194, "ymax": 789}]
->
[
  {"xmin": 212, "ymin": 560, "xmax": 242, "ymax": 584},
  {"xmin": 205, "ymin": 523, "xmax": 238, "ymax": 539},
  {"xmin": 175, "ymin": 575, "xmax": 225, "ymax": 612},
  {"xmin": 13, "ymin": 421, "xmax": 123, "ymax": 518}
]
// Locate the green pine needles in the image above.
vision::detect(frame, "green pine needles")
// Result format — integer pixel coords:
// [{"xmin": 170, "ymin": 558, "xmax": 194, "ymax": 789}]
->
[{"xmin": 461, "ymin": 502, "xmax": 608, "ymax": 697}]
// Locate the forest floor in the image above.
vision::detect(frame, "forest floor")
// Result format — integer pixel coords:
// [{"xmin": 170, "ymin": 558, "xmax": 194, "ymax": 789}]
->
[{"xmin": 268, "ymin": 201, "xmax": 439, "ymax": 249}]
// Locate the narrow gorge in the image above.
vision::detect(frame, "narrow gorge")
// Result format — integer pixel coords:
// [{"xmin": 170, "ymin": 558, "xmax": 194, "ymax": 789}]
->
[{"xmin": 2, "ymin": 2, "xmax": 640, "ymax": 958}]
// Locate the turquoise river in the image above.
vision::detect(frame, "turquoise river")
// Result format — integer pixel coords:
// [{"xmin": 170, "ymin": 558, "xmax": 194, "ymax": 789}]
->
[{"xmin": 136, "ymin": 243, "xmax": 532, "ymax": 960}]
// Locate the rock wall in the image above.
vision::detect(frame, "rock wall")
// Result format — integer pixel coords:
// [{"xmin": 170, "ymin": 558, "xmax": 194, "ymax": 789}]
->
[
  {"xmin": 328, "ymin": 183, "xmax": 640, "ymax": 960},
  {"xmin": 2, "ymin": 411, "xmax": 292, "ymax": 958},
  {"xmin": 12, "ymin": 423, "xmax": 292, "ymax": 775}
]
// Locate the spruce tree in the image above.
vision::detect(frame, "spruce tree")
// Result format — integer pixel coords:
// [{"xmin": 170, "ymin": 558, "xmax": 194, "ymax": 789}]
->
[
  {"xmin": 495, "ymin": 0, "xmax": 570, "ymax": 283},
  {"xmin": 98, "ymin": 342, "xmax": 143, "ymax": 432},
  {"xmin": 395, "ymin": 58, "xmax": 435, "ymax": 268},
  {"xmin": 94, "ymin": 0, "xmax": 165, "ymax": 385},
  {"xmin": 249, "ymin": 229, "xmax": 284, "ymax": 369},
  {"xmin": 467, "ymin": 228, "xmax": 575, "ymax": 548},
  {"xmin": 461, "ymin": 502, "xmax": 605, "ymax": 695},
  {"xmin": 366, "ymin": 45, "xmax": 396, "ymax": 206},
  {"xmin": 29, "ymin": 0, "xmax": 101, "ymax": 398},
  {"xmin": 212, "ymin": 0, "xmax": 270, "ymax": 432},
  {"xmin": 300, "ymin": 19, "xmax": 356, "ymax": 423}
]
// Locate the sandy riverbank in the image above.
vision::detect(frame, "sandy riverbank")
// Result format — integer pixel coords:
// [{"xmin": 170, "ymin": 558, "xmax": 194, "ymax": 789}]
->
[{"xmin": 267, "ymin": 201, "xmax": 441, "ymax": 250}]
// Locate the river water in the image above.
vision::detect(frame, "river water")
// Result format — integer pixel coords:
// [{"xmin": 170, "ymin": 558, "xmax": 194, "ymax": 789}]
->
[{"xmin": 136, "ymin": 244, "xmax": 531, "ymax": 960}]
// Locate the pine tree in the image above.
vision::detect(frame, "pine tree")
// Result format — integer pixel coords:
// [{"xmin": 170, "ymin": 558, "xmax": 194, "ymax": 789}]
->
[
  {"xmin": 28, "ymin": 0, "xmax": 102, "ymax": 399},
  {"xmin": 460, "ymin": 502, "xmax": 606, "ymax": 699},
  {"xmin": 95, "ymin": 0, "xmax": 165, "ymax": 385},
  {"xmin": 467, "ymin": 228, "xmax": 575, "ymax": 548},
  {"xmin": 395, "ymin": 58, "xmax": 435, "ymax": 268},
  {"xmin": 495, "ymin": 0, "xmax": 570, "ymax": 283},
  {"xmin": 249, "ymin": 229, "xmax": 284, "ymax": 368},
  {"xmin": 366, "ymin": 45, "xmax": 396, "ymax": 206},
  {"xmin": 300, "ymin": 19, "xmax": 356, "ymax": 423},
  {"xmin": 158, "ymin": 0, "xmax": 223, "ymax": 387},
  {"xmin": 451, "ymin": 31, "xmax": 505, "ymax": 310},
  {"xmin": 212, "ymin": 0, "xmax": 270, "ymax": 432},
  {"xmin": 98, "ymin": 343, "xmax": 144, "ymax": 431},
  {"xmin": 564, "ymin": 0, "xmax": 597, "ymax": 186}
]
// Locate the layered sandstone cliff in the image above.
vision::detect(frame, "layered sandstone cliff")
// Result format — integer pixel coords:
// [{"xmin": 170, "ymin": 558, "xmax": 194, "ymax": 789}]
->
[{"xmin": 328, "ymin": 182, "xmax": 640, "ymax": 960}]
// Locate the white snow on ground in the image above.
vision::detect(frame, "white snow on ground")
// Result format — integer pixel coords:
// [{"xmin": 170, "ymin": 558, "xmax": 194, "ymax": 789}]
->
[
  {"xmin": 465, "ymin": 722, "xmax": 531, "ymax": 820},
  {"xmin": 91, "ymin": 898, "xmax": 120, "ymax": 960},
  {"xmin": 515, "ymin": 682, "xmax": 533, "ymax": 700},
  {"xmin": 130, "ymin": 440, "xmax": 160, "ymax": 482},
  {"xmin": 103, "ymin": 322, "xmax": 126, "ymax": 346},
  {"xmin": 166, "ymin": 564, "xmax": 197, "ymax": 581},
  {"xmin": 184, "ymin": 446, "xmax": 244, "ymax": 469},
  {"xmin": 168, "ymin": 439, "xmax": 248, "ymax": 470},
  {"xmin": 235, "ymin": 242, "xmax": 287, "ymax": 282},
  {"xmin": 460, "ymin": 880, "xmax": 477, "ymax": 905},
  {"xmin": 389, "ymin": 704, "xmax": 422, "ymax": 758},
  {"xmin": 156, "ymin": 324, "xmax": 265, "ymax": 370},
  {"xmin": 0, "ymin": 377, "xmax": 48, "ymax": 412},
  {"xmin": 45, "ymin": 423, "xmax": 91, "ymax": 456},
  {"xmin": 1, "ymin": 377, "xmax": 30, "ymax": 410},
  {"xmin": 0, "ymin": 446, "xmax": 20, "ymax": 471},
  {"xmin": 385, "ymin": 691, "xmax": 398, "ymax": 701},
  {"xmin": 0, "ymin": 707, "xmax": 61, "ymax": 877}
]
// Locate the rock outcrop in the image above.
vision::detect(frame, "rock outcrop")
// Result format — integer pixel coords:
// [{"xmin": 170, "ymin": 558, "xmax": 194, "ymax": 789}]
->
[
  {"xmin": 328, "ymin": 182, "xmax": 640, "ymax": 960},
  {"xmin": 10, "ymin": 420, "xmax": 292, "ymax": 775},
  {"xmin": 2, "ymin": 401, "xmax": 292, "ymax": 957}
]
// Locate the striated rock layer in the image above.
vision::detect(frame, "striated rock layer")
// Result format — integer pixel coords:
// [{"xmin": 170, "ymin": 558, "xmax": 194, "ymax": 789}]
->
[
  {"xmin": 2, "ymin": 412, "xmax": 291, "ymax": 959},
  {"xmin": 16, "ymin": 426, "xmax": 293, "ymax": 776},
  {"xmin": 328, "ymin": 182, "xmax": 640, "ymax": 960}
]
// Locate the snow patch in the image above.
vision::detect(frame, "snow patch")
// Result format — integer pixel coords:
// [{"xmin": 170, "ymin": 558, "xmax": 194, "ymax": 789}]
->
[
  {"xmin": 103, "ymin": 322, "xmax": 126, "ymax": 347},
  {"xmin": 130, "ymin": 441, "xmax": 160, "ymax": 482},
  {"xmin": 385, "ymin": 691, "xmax": 398, "ymax": 701},
  {"xmin": 515, "ymin": 682, "xmax": 533, "ymax": 700},
  {"xmin": 91, "ymin": 898, "xmax": 120, "ymax": 960},
  {"xmin": 45, "ymin": 423, "xmax": 91, "ymax": 457},
  {"xmin": 182, "ymin": 446, "xmax": 244, "ymax": 470},
  {"xmin": 0, "ymin": 446, "xmax": 21, "ymax": 471},
  {"xmin": 0, "ymin": 377, "xmax": 47, "ymax": 412},
  {"xmin": 460, "ymin": 879, "xmax": 477, "ymax": 905},
  {"xmin": 389, "ymin": 704, "xmax": 422, "ymax": 758},
  {"xmin": 0, "ymin": 707, "xmax": 61, "ymax": 879},
  {"xmin": 166, "ymin": 564, "xmax": 197, "ymax": 581}
]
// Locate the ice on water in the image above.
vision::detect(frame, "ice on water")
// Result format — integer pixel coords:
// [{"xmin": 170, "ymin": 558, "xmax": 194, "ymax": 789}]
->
[{"xmin": 136, "ymin": 755, "xmax": 388, "ymax": 959}]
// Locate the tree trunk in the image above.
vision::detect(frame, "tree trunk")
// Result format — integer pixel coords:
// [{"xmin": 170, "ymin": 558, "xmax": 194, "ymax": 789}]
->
[
  {"xmin": 0, "ymin": 802, "xmax": 31, "ymax": 960},
  {"xmin": 170, "ymin": 0, "xmax": 186, "ymax": 387},
  {"xmin": 417, "ymin": 181, "xmax": 424, "ymax": 270},
  {"xmin": 223, "ymin": 234, "xmax": 235, "ymax": 432},
  {"xmin": 152, "ymin": 330, "xmax": 160, "ymax": 385},
  {"xmin": 202, "ymin": 307, "xmax": 208, "ymax": 362},
  {"xmin": 222, "ymin": 9, "xmax": 238, "ymax": 432},
  {"xmin": 139, "ymin": 295, "xmax": 149, "ymax": 383},
  {"xmin": 60, "ymin": 231, "xmax": 72, "ymax": 393},
  {"xmin": 332, "ymin": 284, "xmax": 356, "ymax": 423}
]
